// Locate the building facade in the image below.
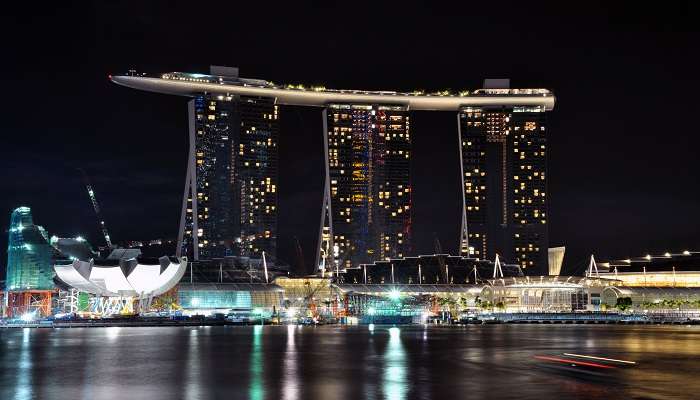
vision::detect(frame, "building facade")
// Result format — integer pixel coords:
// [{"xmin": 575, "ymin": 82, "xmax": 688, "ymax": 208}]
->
[
  {"xmin": 458, "ymin": 81, "xmax": 549, "ymax": 274},
  {"xmin": 112, "ymin": 70, "xmax": 555, "ymax": 274},
  {"xmin": 340, "ymin": 254, "xmax": 522, "ymax": 285},
  {"xmin": 178, "ymin": 67, "xmax": 279, "ymax": 262},
  {"xmin": 5, "ymin": 207, "xmax": 55, "ymax": 291},
  {"xmin": 321, "ymin": 104, "xmax": 412, "ymax": 271},
  {"xmin": 599, "ymin": 251, "xmax": 700, "ymax": 287}
]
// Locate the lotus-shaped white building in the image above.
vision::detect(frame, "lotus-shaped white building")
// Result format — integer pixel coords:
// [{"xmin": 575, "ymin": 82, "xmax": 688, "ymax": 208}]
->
[{"xmin": 54, "ymin": 256, "xmax": 187, "ymax": 297}]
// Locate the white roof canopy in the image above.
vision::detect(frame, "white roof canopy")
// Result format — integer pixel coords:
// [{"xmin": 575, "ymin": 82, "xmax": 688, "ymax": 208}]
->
[{"xmin": 54, "ymin": 256, "xmax": 187, "ymax": 297}]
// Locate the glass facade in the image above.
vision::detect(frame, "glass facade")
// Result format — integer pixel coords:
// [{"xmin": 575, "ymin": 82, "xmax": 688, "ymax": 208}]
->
[
  {"xmin": 459, "ymin": 105, "xmax": 548, "ymax": 274},
  {"xmin": 325, "ymin": 104, "xmax": 412, "ymax": 269},
  {"xmin": 237, "ymin": 97, "xmax": 279, "ymax": 259},
  {"xmin": 179, "ymin": 289, "xmax": 252, "ymax": 309},
  {"xmin": 274, "ymin": 277, "xmax": 335, "ymax": 304},
  {"xmin": 178, "ymin": 286, "xmax": 282, "ymax": 310},
  {"xmin": 182, "ymin": 93, "xmax": 279, "ymax": 261},
  {"xmin": 5, "ymin": 207, "xmax": 55, "ymax": 291}
]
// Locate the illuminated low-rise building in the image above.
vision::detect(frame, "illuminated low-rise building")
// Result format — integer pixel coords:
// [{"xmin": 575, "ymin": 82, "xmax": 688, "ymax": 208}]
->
[
  {"xmin": 335, "ymin": 254, "xmax": 523, "ymax": 320},
  {"xmin": 583, "ymin": 251, "xmax": 700, "ymax": 313},
  {"xmin": 340, "ymin": 254, "xmax": 523, "ymax": 285},
  {"xmin": 334, "ymin": 276, "xmax": 620, "ymax": 319},
  {"xmin": 601, "ymin": 286, "xmax": 700, "ymax": 311},
  {"xmin": 53, "ymin": 254, "xmax": 186, "ymax": 316},
  {"xmin": 174, "ymin": 257, "xmax": 289, "ymax": 317},
  {"xmin": 598, "ymin": 251, "xmax": 700, "ymax": 287},
  {"xmin": 177, "ymin": 282, "xmax": 283, "ymax": 317},
  {"xmin": 54, "ymin": 256, "xmax": 186, "ymax": 298},
  {"xmin": 274, "ymin": 276, "xmax": 338, "ymax": 318},
  {"xmin": 482, "ymin": 276, "xmax": 617, "ymax": 312},
  {"xmin": 334, "ymin": 283, "xmax": 484, "ymax": 322}
]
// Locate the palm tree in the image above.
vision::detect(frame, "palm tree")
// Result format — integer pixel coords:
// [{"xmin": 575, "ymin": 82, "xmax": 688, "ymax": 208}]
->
[{"xmin": 151, "ymin": 292, "xmax": 181, "ymax": 312}]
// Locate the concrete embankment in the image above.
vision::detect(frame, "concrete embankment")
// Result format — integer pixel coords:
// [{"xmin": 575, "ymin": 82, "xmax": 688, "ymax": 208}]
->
[
  {"xmin": 0, "ymin": 319, "xmax": 266, "ymax": 329},
  {"xmin": 491, "ymin": 312, "xmax": 700, "ymax": 325}
]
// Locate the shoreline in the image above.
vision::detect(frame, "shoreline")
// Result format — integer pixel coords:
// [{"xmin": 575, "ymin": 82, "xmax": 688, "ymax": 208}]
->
[{"xmin": 2, "ymin": 318, "xmax": 699, "ymax": 329}]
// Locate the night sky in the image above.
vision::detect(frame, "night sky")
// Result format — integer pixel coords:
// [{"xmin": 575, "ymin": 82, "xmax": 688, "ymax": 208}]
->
[{"xmin": 2, "ymin": 2, "xmax": 699, "ymax": 276}]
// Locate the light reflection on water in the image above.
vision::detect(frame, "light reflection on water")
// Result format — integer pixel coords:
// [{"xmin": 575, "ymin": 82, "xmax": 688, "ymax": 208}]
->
[
  {"xmin": 16, "ymin": 328, "xmax": 32, "ymax": 400},
  {"xmin": 282, "ymin": 325, "xmax": 299, "ymax": 400},
  {"xmin": 250, "ymin": 325, "xmax": 264, "ymax": 400},
  {"xmin": 383, "ymin": 327, "xmax": 407, "ymax": 400},
  {"xmin": 106, "ymin": 327, "xmax": 120, "ymax": 341},
  {"xmin": 185, "ymin": 327, "xmax": 202, "ymax": 399},
  {"xmin": 1, "ymin": 325, "xmax": 700, "ymax": 400}
]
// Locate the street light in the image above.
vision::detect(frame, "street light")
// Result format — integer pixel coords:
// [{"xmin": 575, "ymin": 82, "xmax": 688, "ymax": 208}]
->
[{"xmin": 389, "ymin": 289, "xmax": 401, "ymax": 301}]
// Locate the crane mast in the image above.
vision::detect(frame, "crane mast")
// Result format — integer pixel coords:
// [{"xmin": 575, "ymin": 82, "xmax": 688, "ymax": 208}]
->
[{"xmin": 78, "ymin": 169, "xmax": 113, "ymax": 248}]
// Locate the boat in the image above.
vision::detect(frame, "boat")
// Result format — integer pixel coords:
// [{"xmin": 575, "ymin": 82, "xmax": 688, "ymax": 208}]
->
[{"xmin": 534, "ymin": 353, "xmax": 636, "ymax": 379}]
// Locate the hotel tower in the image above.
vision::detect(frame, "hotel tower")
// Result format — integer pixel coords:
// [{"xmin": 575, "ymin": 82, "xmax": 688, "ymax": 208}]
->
[{"xmin": 112, "ymin": 70, "xmax": 554, "ymax": 273}]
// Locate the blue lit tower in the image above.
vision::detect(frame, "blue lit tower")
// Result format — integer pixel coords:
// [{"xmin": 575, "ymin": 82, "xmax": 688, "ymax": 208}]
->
[{"xmin": 5, "ymin": 207, "xmax": 55, "ymax": 291}]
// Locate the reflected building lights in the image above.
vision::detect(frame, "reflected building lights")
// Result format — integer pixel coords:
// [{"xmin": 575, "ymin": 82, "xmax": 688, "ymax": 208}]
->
[
  {"xmin": 106, "ymin": 327, "xmax": 120, "ymax": 341},
  {"xmin": 250, "ymin": 325, "xmax": 264, "ymax": 400},
  {"xmin": 16, "ymin": 328, "xmax": 33, "ymax": 400},
  {"xmin": 282, "ymin": 325, "xmax": 299, "ymax": 400},
  {"xmin": 185, "ymin": 328, "xmax": 203, "ymax": 399},
  {"xmin": 383, "ymin": 327, "xmax": 407, "ymax": 400}
]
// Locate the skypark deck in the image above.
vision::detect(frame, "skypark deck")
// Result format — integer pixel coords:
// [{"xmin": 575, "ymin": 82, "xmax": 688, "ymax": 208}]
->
[{"xmin": 110, "ymin": 71, "xmax": 555, "ymax": 111}]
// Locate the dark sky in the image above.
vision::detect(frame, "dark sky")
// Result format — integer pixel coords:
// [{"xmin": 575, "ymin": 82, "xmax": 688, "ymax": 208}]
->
[{"xmin": 2, "ymin": 1, "xmax": 699, "ymax": 276}]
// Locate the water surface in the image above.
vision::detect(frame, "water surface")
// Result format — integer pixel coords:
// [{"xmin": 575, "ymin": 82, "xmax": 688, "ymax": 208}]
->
[{"xmin": 1, "ymin": 324, "xmax": 699, "ymax": 399}]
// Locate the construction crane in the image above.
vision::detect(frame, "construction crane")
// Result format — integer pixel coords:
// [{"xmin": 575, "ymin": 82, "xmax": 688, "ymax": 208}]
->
[
  {"xmin": 434, "ymin": 233, "xmax": 448, "ymax": 284},
  {"xmin": 294, "ymin": 236, "xmax": 306, "ymax": 274},
  {"xmin": 78, "ymin": 168, "xmax": 113, "ymax": 248},
  {"xmin": 302, "ymin": 279, "xmax": 327, "ymax": 318}
]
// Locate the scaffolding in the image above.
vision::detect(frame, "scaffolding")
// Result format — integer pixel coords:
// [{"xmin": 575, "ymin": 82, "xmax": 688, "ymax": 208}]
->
[{"xmin": 6, "ymin": 290, "xmax": 56, "ymax": 317}]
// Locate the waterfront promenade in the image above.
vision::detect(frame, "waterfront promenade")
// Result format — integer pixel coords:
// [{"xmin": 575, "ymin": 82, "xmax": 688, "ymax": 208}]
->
[{"xmin": 2, "ymin": 311, "xmax": 699, "ymax": 328}]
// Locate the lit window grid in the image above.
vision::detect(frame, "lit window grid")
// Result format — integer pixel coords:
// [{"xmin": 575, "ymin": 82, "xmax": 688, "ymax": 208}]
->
[
  {"xmin": 460, "ymin": 112, "xmax": 489, "ymax": 226},
  {"xmin": 183, "ymin": 95, "xmax": 279, "ymax": 260},
  {"xmin": 237, "ymin": 97, "xmax": 279, "ymax": 258},
  {"xmin": 326, "ymin": 105, "xmax": 411, "ymax": 267},
  {"xmin": 509, "ymin": 114, "xmax": 547, "ymax": 226},
  {"xmin": 459, "ymin": 108, "xmax": 548, "ymax": 271}
]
